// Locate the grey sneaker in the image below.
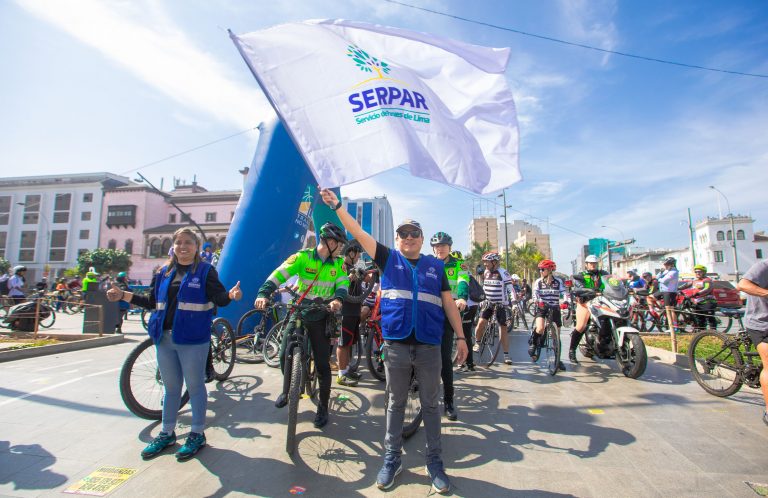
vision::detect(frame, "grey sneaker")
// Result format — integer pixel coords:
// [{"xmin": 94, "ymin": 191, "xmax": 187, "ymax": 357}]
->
[
  {"xmin": 425, "ymin": 462, "xmax": 451, "ymax": 494},
  {"xmin": 376, "ymin": 458, "xmax": 403, "ymax": 490}
]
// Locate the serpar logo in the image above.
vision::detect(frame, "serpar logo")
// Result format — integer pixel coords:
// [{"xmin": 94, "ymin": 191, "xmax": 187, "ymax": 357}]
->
[
  {"xmin": 188, "ymin": 277, "xmax": 201, "ymax": 289},
  {"xmin": 346, "ymin": 44, "xmax": 431, "ymax": 126},
  {"xmin": 426, "ymin": 267, "xmax": 438, "ymax": 280}
]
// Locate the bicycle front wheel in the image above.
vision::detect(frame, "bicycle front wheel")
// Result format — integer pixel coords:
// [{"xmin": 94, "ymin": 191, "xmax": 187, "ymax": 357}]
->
[
  {"xmin": 286, "ymin": 347, "xmax": 303, "ymax": 455},
  {"xmin": 119, "ymin": 338, "xmax": 190, "ymax": 420},
  {"xmin": 365, "ymin": 327, "xmax": 386, "ymax": 381},
  {"xmin": 477, "ymin": 323, "xmax": 500, "ymax": 367},
  {"xmin": 688, "ymin": 330, "xmax": 743, "ymax": 397},
  {"xmin": 263, "ymin": 320, "xmax": 285, "ymax": 368},
  {"xmin": 544, "ymin": 324, "xmax": 560, "ymax": 376},
  {"xmin": 38, "ymin": 307, "xmax": 56, "ymax": 328},
  {"xmin": 236, "ymin": 309, "xmax": 268, "ymax": 364},
  {"xmin": 210, "ymin": 318, "xmax": 236, "ymax": 381}
]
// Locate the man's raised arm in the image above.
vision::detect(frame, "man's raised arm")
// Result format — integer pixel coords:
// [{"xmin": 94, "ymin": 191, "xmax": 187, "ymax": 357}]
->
[{"xmin": 320, "ymin": 188, "xmax": 377, "ymax": 257}]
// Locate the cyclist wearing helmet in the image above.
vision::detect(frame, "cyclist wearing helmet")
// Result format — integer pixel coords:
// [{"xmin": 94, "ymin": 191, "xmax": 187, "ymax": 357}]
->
[
  {"xmin": 626, "ymin": 270, "xmax": 647, "ymax": 290},
  {"xmin": 529, "ymin": 260, "xmax": 566, "ymax": 370},
  {"xmin": 337, "ymin": 239, "xmax": 370, "ymax": 387},
  {"xmin": 686, "ymin": 264, "xmax": 717, "ymax": 330},
  {"xmin": 473, "ymin": 251, "xmax": 514, "ymax": 365},
  {"xmin": 569, "ymin": 255, "xmax": 609, "ymax": 362},
  {"xmin": 8, "ymin": 265, "xmax": 27, "ymax": 305},
  {"xmin": 657, "ymin": 257, "xmax": 680, "ymax": 332},
  {"xmin": 254, "ymin": 221, "xmax": 350, "ymax": 429},
  {"xmin": 431, "ymin": 231, "xmax": 469, "ymax": 420}
]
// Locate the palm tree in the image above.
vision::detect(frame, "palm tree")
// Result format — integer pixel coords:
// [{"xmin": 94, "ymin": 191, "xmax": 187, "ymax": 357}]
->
[
  {"xmin": 465, "ymin": 241, "xmax": 493, "ymax": 278},
  {"xmin": 509, "ymin": 243, "xmax": 545, "ymax": 281}
]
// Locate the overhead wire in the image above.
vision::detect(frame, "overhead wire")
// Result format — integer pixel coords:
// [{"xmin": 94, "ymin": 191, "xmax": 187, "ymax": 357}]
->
[{"xmin": 384, "ymin": 0, "xmax": 768, "ymax": 79}]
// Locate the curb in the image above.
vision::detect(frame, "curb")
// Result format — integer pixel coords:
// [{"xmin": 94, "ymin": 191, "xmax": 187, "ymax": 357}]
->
[
  {"xmin": 0, "ymin": 334, "xmax": 126, "ymax": 363},
  {"xmin": 645, "ymin": 345, "xmax": 689, "ymax": 368}
]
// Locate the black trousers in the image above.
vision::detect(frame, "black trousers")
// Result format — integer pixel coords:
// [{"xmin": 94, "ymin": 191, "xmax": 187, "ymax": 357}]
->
[
  {"xmin": 280, "ymin": 317, "xmax": 332, "ymax": 409},
  {"xmin": 463, "ymin": 306, "xmax": 477, "ymax": 368},
  {"xmin": 441, "ymin": 320, "xmax": 454, "ymax": 405},
  {"xmin": 693, "ymin": 301, "xmax": 718, "ymax": 329}
]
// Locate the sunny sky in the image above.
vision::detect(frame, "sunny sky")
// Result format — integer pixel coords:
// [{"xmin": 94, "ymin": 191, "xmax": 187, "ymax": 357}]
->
[{"xmin": 1, "ymin": 0, "xmax": 767, "ymax": 271}]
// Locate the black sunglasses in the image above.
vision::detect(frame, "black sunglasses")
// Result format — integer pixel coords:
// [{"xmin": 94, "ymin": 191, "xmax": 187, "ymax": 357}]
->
[{"xmin": 397, "ymin": 229, "xmax": 422, "ymax": 239}]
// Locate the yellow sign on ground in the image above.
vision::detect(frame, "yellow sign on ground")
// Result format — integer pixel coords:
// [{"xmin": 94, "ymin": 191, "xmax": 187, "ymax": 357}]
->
[{"xmin": 64, "ymin": 467, "xmax": 137, "ymax": 496}]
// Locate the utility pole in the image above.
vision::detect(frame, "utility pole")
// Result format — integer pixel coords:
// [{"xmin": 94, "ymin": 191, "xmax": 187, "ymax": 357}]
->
[
  {"xmin": 687, "ymin": 208, "xmax": 696, "ymax": 266},
  {"xmin": 709, "ymin": 186, "xmax": 739, "ymax": 281},
  {"xmin": 498, "ymin": 189, "xmax": 510, "ymax": 270}
]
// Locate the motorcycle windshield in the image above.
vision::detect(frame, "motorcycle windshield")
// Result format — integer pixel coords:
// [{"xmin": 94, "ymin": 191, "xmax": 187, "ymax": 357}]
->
[{"xmin": 601, "ymin": 275, "xmax": 628, "ymax": 300}]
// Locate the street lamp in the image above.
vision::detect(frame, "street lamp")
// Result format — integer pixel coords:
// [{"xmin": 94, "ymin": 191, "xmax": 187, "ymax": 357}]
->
[
  {"xmin": 497, "ymin": 189, "xmax": 510, "ymax": 269},
  {"xmin": 17, "ymin": 201, "xmax": 50, "ymax": 277},
  {"xmin": 601, "ymin": 225, "xmax": 626, "ymax": 274},
  {"xmin": 134, "ymin": 172, "xmax": 207, "ymax": 242},
  {"xmin": 709, "ymin": 185, "xmax": 739, "ymax": 281}
]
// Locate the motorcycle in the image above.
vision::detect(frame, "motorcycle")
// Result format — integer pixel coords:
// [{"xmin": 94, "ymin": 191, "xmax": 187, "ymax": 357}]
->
[{"xmin": 573, "ymin": 275, "xmax": 647, "ymax": 379}]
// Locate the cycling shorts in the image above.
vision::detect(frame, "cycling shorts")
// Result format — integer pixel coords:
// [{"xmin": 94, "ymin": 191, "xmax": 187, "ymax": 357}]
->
[
  {"xmin": 480, "ymin": 302, "xmax": 507, "ymax": 324},
  {"xmin": 747, "ymin": 328, "xmax": 768, "ymax": 346},
  {"xmin": 534, "ymin": 305, "xmax": 562, "ymax": 327},
  {"xmin": 340, "ymin": 315, "xmax": 361, "ymax": 347}
]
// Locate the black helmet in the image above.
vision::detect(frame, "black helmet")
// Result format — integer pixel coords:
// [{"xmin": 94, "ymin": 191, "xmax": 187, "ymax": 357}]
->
[
  {"xmin": 318, "ymin": 222, "xmax": 347, "ymax": 243},
  {"xmin": 663, "ymin": 257, "xmax": 676, "ymax": 265},
  {"xmin": 344, "ymin": 239, "xmax": 362, "ymax": 255},
  {"xmin": 430, "ymin": 231, "xmax": 453, "ymax": 247}
]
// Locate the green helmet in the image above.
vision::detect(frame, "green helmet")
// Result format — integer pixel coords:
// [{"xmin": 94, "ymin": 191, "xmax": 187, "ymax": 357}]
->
[{"xmin": 693, "ymin": 264, "xmax": 707, "ymax": 273}]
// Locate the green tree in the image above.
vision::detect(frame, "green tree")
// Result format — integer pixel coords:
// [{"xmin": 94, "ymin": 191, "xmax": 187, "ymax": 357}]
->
[
  {"xmin": 0, "ymin": 257, "xmax": 10, "ymax": 275},
  {"xmin": 465, "ymin": 241, "xmax": 493, "ymax": 277},
  {"xmin": 77, "ymin": 248, "xmax": 132, "ymax": 275},
  {"xmin": 508, "ymin": 243, "xmax": 545, "ymax": 281}
]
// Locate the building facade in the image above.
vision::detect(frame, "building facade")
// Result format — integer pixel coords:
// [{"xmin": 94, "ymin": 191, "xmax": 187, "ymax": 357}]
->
[
  {"xmin": 340, "ymin": 196, "xmax": 394, "ymax": 248},
  {"xmin": 514, "ymin": 229, "xmax": 552, "ymax": 259},
  {"xmin": 470, "ymin": 216, "xmax": 499, "ymax": 251},
  {"xmin": 693, "ymin": 216, "xmax": 768, "ymax": 281},
  {"xmin": 0, "ymin": 173, "xmax": 132, "ymax": 282}
]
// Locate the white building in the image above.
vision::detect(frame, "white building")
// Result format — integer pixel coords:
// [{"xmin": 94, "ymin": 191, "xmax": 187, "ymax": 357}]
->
[
  {"xmin": 0, "ymin": 173, "xmax": 133, "ymax": 282},
  {"xmin": 693, "ymin": 216, "xmax": 768, "ymax": 281},
  {"xmin": 470, "ymin": 216, "xmax": 499, "ymax": 251}
]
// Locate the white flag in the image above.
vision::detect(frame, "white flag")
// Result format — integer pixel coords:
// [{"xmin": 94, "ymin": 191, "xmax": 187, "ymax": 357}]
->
[{"xmin": 230, "ymin": 19, "xmax": 520, "ymax": 194}]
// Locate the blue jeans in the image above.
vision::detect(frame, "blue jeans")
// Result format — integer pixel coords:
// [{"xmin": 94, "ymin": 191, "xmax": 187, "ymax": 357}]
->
[
  {"xmin": 383, "ymin": 341, "xmax": 442, "ymax": 465},
  {"xmin": 155, "ymin": 331, "xmax": 209, "ymax": 434}
]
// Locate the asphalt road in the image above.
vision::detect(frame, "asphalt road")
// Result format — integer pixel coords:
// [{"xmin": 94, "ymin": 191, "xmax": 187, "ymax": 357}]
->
[{"xmin": 1, "ymin": 314, "xmax": 767, "ymax": 497}]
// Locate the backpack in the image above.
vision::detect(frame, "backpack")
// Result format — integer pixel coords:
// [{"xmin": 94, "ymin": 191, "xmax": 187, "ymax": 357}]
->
[{"xmin": 468, "ymin": 275, "xmax": 485, "ymax": 302}]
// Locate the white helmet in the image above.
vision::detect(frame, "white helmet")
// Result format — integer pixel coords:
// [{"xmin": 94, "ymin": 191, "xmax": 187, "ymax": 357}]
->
[
  {"xmin": 584, "ymin": 255, "xmax": 599, "ymax": 263},
  {"xmin": 511, "ymin": 274, "xmax": 521, "ymax": 281}
]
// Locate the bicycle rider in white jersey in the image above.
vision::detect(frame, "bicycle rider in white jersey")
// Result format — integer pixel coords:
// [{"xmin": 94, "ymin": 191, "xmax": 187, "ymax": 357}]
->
[{"xmin": 473, "ymin": 252, "xmax": 513, "ymax": 365}]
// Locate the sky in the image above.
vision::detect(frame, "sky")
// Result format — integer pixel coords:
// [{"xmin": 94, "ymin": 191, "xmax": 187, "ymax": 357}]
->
[{"xmin": 2, "ymin": 0, "xmax": 767, "ymax": 271}]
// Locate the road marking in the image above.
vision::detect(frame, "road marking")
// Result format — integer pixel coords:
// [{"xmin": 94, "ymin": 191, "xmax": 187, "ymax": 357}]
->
[
  {"xmin": 34, "ymin": 359, "xmax": 93, "ymax": 372},
  {"xmin": 0, "ymin": 366, "xmax": 121, "ymax": 408},
  {"xmin": 587, "ymin": 408, "xmax": 605, "ymax": 414}
]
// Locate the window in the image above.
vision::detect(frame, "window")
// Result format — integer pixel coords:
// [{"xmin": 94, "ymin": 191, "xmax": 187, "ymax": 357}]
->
[
  {"xmin": 205, "ymin": 212, "xmax": 217, "ymax": 222},
  {"xmin": 727, "ymin": 230, "xmax": 732, "ymax": 241},
  {"xmin": 757, "ymin": 249, "xmax": 764, "ymax": 259},
  {"xmin": 716, "ymin": 231, "xmax": 725, "ymax": 241},
  {"xmin": 81, "ymin": 211, "xmax": 91, "ymax": 221},
  {"xmin": 0, "ymin": 231, "xmax": 6, "ymax": 258},
  {"xmin": 106, "ymin": 205, "xmax": 136, "ymax": 227},
  {"xmin": 737, "ymin": 229, "xmax": 745, "ymax": 240},
  {"xmin": 22, "ymin": 194, "xmax": 40, "ymax": 225},
  {"xmin": 19, "ymin": 231, "xmax": 36, "ymax": 262},
  {"xmin": 149, "ymin": 238, "xmax": 161, "ymax": 258},
  {"xmin": 83, "ymin": 193, "xmax": 93, "ymax": 203},
  {"xmin": 161, "ymin": 238, "xmax": 172, "ymax": 256},
  {"xmin": 169, "ymin": 213, "xmax": 177, "ymax": 223},
  {"xmin": 79, "ymin": 230, "xmax": 90, "ymax": 240},
  {"xmin": 181, "ymin": 213, "xmax": 191, "ymax": 222},
  {"xmin": 714, "ymin": 250, "xmax": 724, "ymax": 263},
  {"xmin": 125, "ymin": 239, "xmax": 133, "ymax": 254},
  {"xmin": 0, "ymin": 196, "xmax": 10, "ymax": 225},
  {"xmin": 49, "ymin": 230, "xmax": 67, "ymax": 262},
  {"xmin": 53, "ymin": 193, "xmax": 71, "ymax": 224},
  {"xmin": 108, "ymin": 239, "xmax": 117, "ymax": 250}
]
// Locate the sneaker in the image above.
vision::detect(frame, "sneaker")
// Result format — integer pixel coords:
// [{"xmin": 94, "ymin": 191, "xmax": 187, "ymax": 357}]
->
[
  {"xmin": 336, "ymin": 375, "xmax": 358, "ymax": 387},
  {"xmin": 455, "ymin": 364, "xmax": 468, "ymax": 373},
  {"xmin": 376, "ymin": 458, "xmax": 403, "ymax": 490},
  {"xmin": 141, "ymin": 431, "xmax": 176, "ymax": 459},
  {"xmin": 504, "ymin": 354, "xmax": 512, "ymax": 365},
  {"xmin": 425, "ymin": 462, "xmax": 451, "ymax": 494},
  {"xmin": 568, "ymin": 349, "xmax": 579, "ymax": 364},
  {"xmin": 275, "ymin": 393, "xmax": 288, "ymax": 408},
  {"xmin": 175, "ymin": 432, "xmax": 206, "ymax": 461},
  {"xmin": 346, "ymin": 370, "xmax": 362, "ymax": 380},
  {"xmin": 313, "ymin": 405, "xmax": 329, "ymax": 428},
  {"xmin": 558, "ymin": 361, "xmax": 566, "ymax": 371},
  {"xmin": 444, "ymin": 402, "xmax": 458, "ymax": 421},
  {"xmin": 472, "ymin": 343, "xmax": 480, "ymax": 353}
]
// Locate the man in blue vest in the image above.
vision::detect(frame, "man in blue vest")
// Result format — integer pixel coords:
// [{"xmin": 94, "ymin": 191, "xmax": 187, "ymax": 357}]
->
[{"xmin": 320, "ymin": 189, "xmax": 468, "ymax": 495}]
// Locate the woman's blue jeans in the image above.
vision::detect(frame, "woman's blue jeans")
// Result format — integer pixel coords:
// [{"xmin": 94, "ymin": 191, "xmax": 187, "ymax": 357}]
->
[{"xmin": 155, "ymin": 331, "xmax": 209, "ymax": 434}]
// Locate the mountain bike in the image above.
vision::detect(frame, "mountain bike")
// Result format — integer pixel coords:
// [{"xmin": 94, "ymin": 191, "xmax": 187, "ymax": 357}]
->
[
  {"xmin": 475, "ymin": 302, "xmax": 502, "ymax": 367},
  {"xmin": 529, "ymin": 305, "xmax": 561, "ymax": 376},
  {"xmin": 119, "ymin": 317, "xmax": 235, "ymax": 419},
  {"xmin": 235, "ymin": 302, "xmax": 284, "ymax": 363},
  {"xmin": 507, "ymin": 300, "xmax": 530, "ymax": 332},
  {"xmin": 687, "ymin": 329, "xmax": 763, "ymax": 397},
  {"xmin": 717, "ymin": 307, "xmax": 745, "ymax": 333}
]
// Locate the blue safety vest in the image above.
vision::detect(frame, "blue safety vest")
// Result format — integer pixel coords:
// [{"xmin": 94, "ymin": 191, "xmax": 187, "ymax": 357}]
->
[
  {"xmin": 380, "ymin": 251, "xmax": 445, "ymax": 345},
  {"xmin": 148, "ymin": 262, "xmax": 214, "ymax": 345}
]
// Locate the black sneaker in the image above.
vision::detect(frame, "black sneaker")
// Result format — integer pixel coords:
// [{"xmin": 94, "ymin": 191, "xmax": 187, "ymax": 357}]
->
[
  {"xmin": 558, "ymin": 361, "xmax": 566, "ymax": 371},
  {"xmin": 314, "ymin": 405, "xmax": 329, "ymax": 428},
  {"xmin": 444, "ymin": 402, "xmax": 458, "ymax": 421},
  {"xmin": 275, "ymin": 393, "xmax": 287, "ymax": 408},
  {"xmin": 568, "ymin": 349, "xmax": 579, "ymax": 364}
]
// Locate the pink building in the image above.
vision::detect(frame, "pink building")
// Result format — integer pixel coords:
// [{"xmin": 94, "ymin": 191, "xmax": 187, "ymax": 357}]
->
[{"xmin": 100, "ymin": 181, "xmax": 240, "ymax": 282}]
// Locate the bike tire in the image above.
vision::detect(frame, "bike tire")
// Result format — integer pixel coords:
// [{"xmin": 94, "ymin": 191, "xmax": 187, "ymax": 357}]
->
[
  {"xmin": 687, "ymin": 330, "xmax": 743, "ymax": 397},
  {"xmin": 716, "ymin": 314, "xmax": 733, "ymax": 334},
  {"xmin": 119, "ymin": 337, "xmax": 190, "ymax": 420},
  {"xmin": 286, "ymin": 347, "xmax": 303, "ymax": 455},
  {"xmin": 348, "ymin": 336, "xmax": 362, "ymax": 372},
  {"xmin": 365, "ymin": 326, "xmax": 386, "ymax": 381},
  {"xmin": 544, "ymin": 324, "xmax": 560, "ymax": 376},
  {"xmin": 477, "ymin": 322, "xmax": 500, "ymax": 367},
  {"xmin": 141, "ymin": 309, "xmax": 149, "ymax": 331},
  {"xmin": 210, "ymin": 318, "xmax": 236, "ymax": 381},
  {"xmin": 38, "ymin": 306, "xmax": 56, "ymax": 328},
  {"xmin": 306, "ymin": 354, "xmax": 319, "ymax": 400},
  {"xmin": 383, "ymin": 376, "xmax": 422, "ymax": 439},
  {"xmin": 235, "ymin": 309, "xmax": 267, "ymax": 364},
  {"xmin": 263, "ymin": 320, "xmax": 286, "ymax": 368},
  {"xmin": 617, "ymin": 333, "xmax": 647, "ymax": 379}
]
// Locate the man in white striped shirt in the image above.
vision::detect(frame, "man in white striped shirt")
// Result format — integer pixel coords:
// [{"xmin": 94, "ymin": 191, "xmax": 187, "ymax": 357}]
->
[{"xmin": 473, "ymin": 252, "xmax": 514, "ymax": 365}]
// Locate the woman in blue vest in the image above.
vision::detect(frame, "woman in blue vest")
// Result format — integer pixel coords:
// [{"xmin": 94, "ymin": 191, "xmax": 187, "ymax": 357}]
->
[{"xmin": 107, "ymin": 227, "xmax": 242, "ymax": 461}]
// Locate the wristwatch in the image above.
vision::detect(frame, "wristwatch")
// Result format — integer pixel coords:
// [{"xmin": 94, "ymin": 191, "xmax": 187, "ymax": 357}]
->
[{"xmin": 331, "ymin": 200, "xmax": 342, "ymax": 211}]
